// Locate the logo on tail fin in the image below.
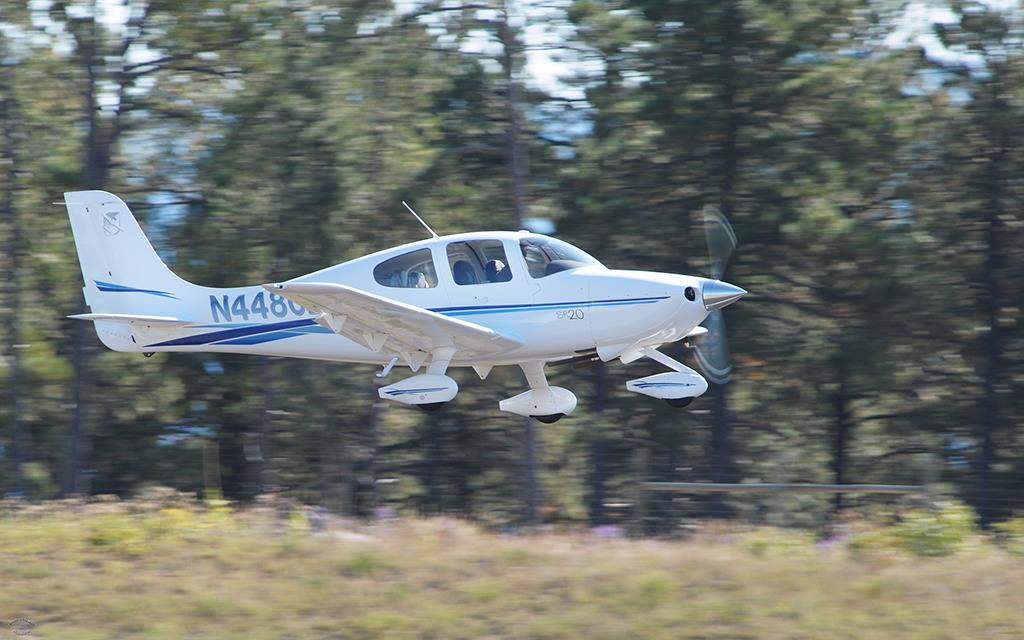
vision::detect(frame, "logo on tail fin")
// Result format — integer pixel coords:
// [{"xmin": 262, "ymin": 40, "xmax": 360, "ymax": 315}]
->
[{"xmin": 102, "ymin": 211, "xmax": 121, "ymax": 236}]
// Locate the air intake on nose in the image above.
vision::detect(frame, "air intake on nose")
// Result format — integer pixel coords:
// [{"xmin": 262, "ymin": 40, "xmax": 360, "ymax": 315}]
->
[{"xmin": 702, "ymin": 279, "xmax": 747, "ymax": 311}]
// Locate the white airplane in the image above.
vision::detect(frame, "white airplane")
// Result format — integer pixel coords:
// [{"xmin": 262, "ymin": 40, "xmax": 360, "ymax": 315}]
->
[{"xmin": 64, "ymin": 191, "xmax": 746, "ymax": 423}]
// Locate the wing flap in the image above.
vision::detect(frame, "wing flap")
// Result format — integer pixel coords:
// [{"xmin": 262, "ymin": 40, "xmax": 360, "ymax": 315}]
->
[
  {"xmin": 69, "ymin": 313, "xmax": 194, "ymax": 327},
  {"xmin": 264, "ymin": 282, "xmax": 522, "ymax": 359}
]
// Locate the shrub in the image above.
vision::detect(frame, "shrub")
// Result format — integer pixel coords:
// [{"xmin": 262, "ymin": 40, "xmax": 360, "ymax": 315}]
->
[
  {"xmin": 23, "ymin": 462, "xmax": 59, "ymax": 500},
  {"xmin": 994, "ymin": 517, "xmax": 1024, "ymax": 557},
  {"xmin": 86, "ymin": 514, "xmax": 148, "ymax": 554},
  {"xmin": 892, "ymin": 501, "xmax": 978, "ymax": 557},
  {"xmin": 739, "ymin": 527, "xmax": 816, "ymax": 558},
  {"xmin": 341, "ymin": 550, "xmax": 391, "ymax": 576},
  {"xmin": 846, "ymin": 528, "xmax": 901, "ymax": 561}
]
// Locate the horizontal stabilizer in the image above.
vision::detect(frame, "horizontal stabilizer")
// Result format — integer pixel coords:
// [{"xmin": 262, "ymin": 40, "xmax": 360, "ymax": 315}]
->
[{"xmin": 69, "ymin": 313, "xmax": 193, "ymax": 327}]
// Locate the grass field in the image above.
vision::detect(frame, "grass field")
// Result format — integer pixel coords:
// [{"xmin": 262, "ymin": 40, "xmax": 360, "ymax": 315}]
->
[{"xmin": 1, "ymin": 498, "xmax": 1022, "ymax": 639}]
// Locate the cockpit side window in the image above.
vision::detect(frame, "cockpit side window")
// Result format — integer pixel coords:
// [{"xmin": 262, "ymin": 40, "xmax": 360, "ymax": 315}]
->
[
  {"xmin": 373, "ymin": 248, "xmax": 438, "ymax": 288},
  {"xmin": 447, "ymin": 240, "xmax": 513, "ymax": 285},
  {"xmin": 519, "ymin": 237, "xmax": 602, "ymax": 278}
]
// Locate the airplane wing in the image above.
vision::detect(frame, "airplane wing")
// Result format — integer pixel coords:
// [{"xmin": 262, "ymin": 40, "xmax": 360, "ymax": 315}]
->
[{"xmin": 263, "ymin": 282, "xmax": 522, "ymax": 364}]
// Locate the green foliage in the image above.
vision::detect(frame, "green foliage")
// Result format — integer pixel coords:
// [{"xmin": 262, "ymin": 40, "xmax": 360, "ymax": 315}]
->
[
  {"xmin": 994, "ymin": 518, "xmax": 1024, "ymax": 557},
  {"xmin": 22, "ymin": 462, "xmax": 59, "ymax": 500},
  {"xmin": 635, "ymin": 573, "xmax": 675, "ymax": 608},
  {"xmin": 86, "ymin": 515, "xmax": 149, "ymax": 553},
  {"xmin": 496, "ymin": 547, "xmax": 539, "ymax": 566},
  {"xmin": 738, "ymin": 527, "xmax": 817, "ymax": 558},
  {"xmin": 849, "ymin": 501, "xmax": 980, "ymax": 559},
  {"xmin": 340, "ymin": 550, "xmax": 392, "ymax": 577},
  {"xmin": 892, "ymin": 502, "xmax": 979, "ymax": 558}
]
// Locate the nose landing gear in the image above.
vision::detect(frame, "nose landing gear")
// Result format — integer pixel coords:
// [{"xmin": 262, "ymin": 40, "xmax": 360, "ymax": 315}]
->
[{"xmin": 626, "ymin": 346, "xmax": 708, "ymax": 408}]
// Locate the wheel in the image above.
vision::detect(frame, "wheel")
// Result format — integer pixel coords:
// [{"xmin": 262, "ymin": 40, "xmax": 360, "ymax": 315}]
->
[
  {"xmin": 665, "ymin": 397, "xmax": 694, "ymax": 409},
  {"xmin": 532, "ymin": 413, "xmax": 564, "ymax": 424},
  {"xmin": 418, "ymin": 402, "xmax": 447, "ymax": 412},
  {"xmin": 143, "ymin": 352, "xmax": 155, "ymax": 358}
]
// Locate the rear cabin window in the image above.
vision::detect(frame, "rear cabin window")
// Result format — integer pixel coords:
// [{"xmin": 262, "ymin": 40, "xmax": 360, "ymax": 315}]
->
[
  {"xmin": 447, "ymin": 240, "xmax": 513, "ymax": 285},
  {"xmin": 373, "ymin": 248, "xmax": 438, "ymax": 288}
]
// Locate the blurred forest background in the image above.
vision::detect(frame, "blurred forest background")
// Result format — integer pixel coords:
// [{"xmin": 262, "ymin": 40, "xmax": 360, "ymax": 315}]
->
[{"xmin": 0, "ymin": 0, "xmax": 1021, "ymax": 532}]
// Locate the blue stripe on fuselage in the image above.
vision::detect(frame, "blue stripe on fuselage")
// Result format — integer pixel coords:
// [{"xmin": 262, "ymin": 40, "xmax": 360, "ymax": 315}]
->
[
  {"xmin": 143, "ymin": 296, "xmax": 670, "ymax": 348},
  {"xmin": 146, "ymin": 318, "xmax": 317, "ymax": 347},
  {"xmin": 215, "ymin": 330, "xmax": 311, "ymax": 345},
  {"xmin": 429, "ymin": 296, "xmax": 669, "ymax": 317}
]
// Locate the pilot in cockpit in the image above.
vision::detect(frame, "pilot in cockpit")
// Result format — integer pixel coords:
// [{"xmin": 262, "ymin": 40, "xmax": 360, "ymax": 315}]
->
[{"xmin": 485, "ymin": 259, "xmax": 511, "ymax": 283}]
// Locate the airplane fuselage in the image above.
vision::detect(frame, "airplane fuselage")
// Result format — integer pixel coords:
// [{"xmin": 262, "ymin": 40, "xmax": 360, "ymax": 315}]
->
[{"xmin": 97, "ymin": 232, "xmax": 709, "ymax": 368}]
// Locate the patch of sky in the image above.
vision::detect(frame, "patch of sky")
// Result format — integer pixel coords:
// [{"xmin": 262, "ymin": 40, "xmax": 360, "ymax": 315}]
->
[
  {"xmin": 522, "ymin": 217, "xmax": 556, "ymax": 234},
  {"xmin": 837, "ymin": 48, "xmax": 870, "ymax": 59},
  {"xmin": 887, "ymin": 199, "xmax": 914, "ymax": 226},
  {"xmin": 790, "ymin": 51, "xmax": 831, "ymax": 64},
  {"xmin": 409, "ymin": 0, "xmax": 603, "ymax": 103},
  {"xmin": 901, "ymin": 67, "xmax": 975, "ymax": 105},
  {"xmin": 143, "ymin": 192, "xmax": 190, "ymax": 265},
  {"xmin": 530, "ymin": 101, "xmax": 593, "ymax": 159},
  {"xmin": 358, "ymin": 12, "xmax": 395, "ymax": 36},
  {"xmin": 885, "ymin": 2, "xmax": 987, "ymax": 76},
  {"xmin": 157, "ymin": 422, "xmax": 214, "ymax": 447}
]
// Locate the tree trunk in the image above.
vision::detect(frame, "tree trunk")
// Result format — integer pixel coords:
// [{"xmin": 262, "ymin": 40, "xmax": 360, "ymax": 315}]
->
[
  {"xmin": 830, "ymin": 375, "xmax": 850, "ymax": 515},
  {"xmin": 631, "ymin": 445, "xmax": 650, "ymax": 536},
  {"xmin": 707, "ymin": 0, "xmax": 743, "ymax": 517},
  {"xmin": 587, "ymin": 364, "xmax": 608, "ymax": 525},
  {"xmin": 497, "ymin": 3, "xmax": 538, "ymax": 526},
  {"xmin": 499, "ymin": 9, "xmax": 527, "ymax": 227},
  {"xmin": 1, "ymin": 69, "xmax": 25, "ymax": 496},
  {"xmin": 365, "ymin": 392, "xmax": 380, "ymax": 517},
  {"xmin": 977, "ymin": 72, "xmax": 1007, "ymax": 528},
  {"xmin": 257, "ymin": 358, "xmax": 274, "ymax": 495},
  {"xmin": 423, "ymin": 412, "xmax": 442, "ymax": 515},
  {"xmin": 522, "ymin": 418, "xmax": 538, "ymax": 524},
  {"xmin": 66, "ymin": 15, "xmax": 102, "ymax": 496}
]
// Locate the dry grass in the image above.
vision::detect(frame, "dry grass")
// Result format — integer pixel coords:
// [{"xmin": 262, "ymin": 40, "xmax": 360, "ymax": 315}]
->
[{"xmin": 1, "ymin": 499, "xmax": 1022, "ymax": 639}]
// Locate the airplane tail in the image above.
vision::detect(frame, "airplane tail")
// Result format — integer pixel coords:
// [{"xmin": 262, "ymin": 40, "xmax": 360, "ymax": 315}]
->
[{"xmin": 64, "ymin": 190, "xmax": 198, "ymax": 350}]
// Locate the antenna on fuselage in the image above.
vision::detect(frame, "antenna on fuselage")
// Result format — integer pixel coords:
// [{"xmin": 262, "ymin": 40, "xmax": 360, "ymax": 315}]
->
[{"xmin": 402, "ymin": 201, "xmax": 439, "ymax": 239}]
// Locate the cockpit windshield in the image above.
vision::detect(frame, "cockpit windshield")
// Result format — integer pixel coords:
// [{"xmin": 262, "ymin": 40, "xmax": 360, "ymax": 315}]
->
[{"xmin": 519, "ymin": 236, "xmax": 602, "ymax": 278}]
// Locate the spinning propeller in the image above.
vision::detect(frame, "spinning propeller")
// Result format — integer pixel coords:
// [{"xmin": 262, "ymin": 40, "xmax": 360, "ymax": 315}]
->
[{"xmin": 693, "ymin": 206, "xmax": 744, "ymax": 384}]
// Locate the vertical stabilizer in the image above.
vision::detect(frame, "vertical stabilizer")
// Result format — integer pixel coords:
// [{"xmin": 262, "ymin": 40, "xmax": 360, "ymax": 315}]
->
[{"xmin": 64, "ymin": 190, "xmax": 192, "ymax": 319}]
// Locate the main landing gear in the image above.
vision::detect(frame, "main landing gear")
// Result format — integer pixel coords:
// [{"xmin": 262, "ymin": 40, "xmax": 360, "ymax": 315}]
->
[
  {"xmin": 532, "ymin": 413, "xmax": 565, "ymax": 424},
  {"xmin": 499, "ymin": 361, "xmax": 577, "ymax": 423},
  {"xmin": 664, "ymin": 397, "xmax": 694, "ymax": 409},
  {"xmin": 379, "ymin": 353, "xmax": 581, "ymax": 423},
  {"xmin": 377, "ymin": 348, "xmax": 459, "ymax": 411}
]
